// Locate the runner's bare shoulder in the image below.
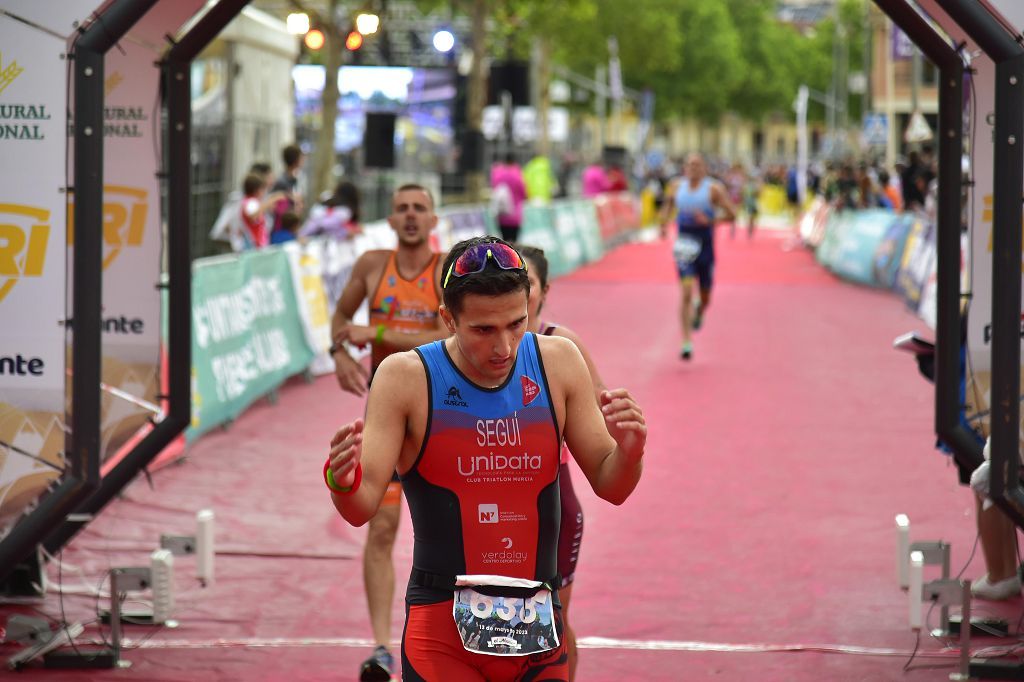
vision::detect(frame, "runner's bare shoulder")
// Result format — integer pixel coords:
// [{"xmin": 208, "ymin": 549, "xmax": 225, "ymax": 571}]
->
[{"xmin": 371, "ymin": 350, "xmax": 427, "ymax": 400}]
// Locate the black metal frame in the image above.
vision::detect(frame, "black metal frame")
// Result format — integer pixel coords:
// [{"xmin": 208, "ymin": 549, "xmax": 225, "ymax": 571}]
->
[
  {"xmin": 41, "ymin": 0, "xmax": 253, "ymax": 556},
  {"xmin": 0, "ymin": 0, "xmax": 158, "ymax": 584},
  {"xmin": 873, "ymin": 0, "xmax": 978, "ymax": 477},
  {"xmin": 932, "ymin": 0, "xmax": 1024, "ymax": 529}
]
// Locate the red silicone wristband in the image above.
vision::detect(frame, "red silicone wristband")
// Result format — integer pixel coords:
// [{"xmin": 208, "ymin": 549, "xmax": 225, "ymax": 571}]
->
[{"xmin": 324, "ymin": 457, "xmax": 362, "ymax": 495}]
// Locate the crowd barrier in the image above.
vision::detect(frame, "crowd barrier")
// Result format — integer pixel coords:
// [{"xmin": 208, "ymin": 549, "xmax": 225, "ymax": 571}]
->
[
  {"xmin": 185, "ymin": 193, "xmax": 643, "ymax": 446},
  {"xmin": 799, "ymin": 197, "xmax": 945, "ymax": 330}
]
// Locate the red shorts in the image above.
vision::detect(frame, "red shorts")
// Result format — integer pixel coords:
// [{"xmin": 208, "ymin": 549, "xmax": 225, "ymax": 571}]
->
[{"xmin": 402, "ymin": 601, "xmax": 569, "ymax": 681}]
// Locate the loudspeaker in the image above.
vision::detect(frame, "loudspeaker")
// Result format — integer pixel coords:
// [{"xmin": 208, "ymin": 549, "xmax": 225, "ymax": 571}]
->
[
  {"xmin": 488, "ymin": 61, "xmax": 530, "ymax": 107},
  {"xmin": 458, "ymin": 130, "xmax": 484, "ymax": 173},
  {"xmin": 364, "ymin": 112, "xmax": 396, "ymax": 169},
  {"xmin": 602, "ymin": 145, "xmax": 628, "ymax": 168}
]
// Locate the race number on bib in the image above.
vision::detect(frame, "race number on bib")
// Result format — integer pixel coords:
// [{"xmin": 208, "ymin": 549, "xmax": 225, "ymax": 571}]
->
[
  {"xmin": 452, "ymin": 576, "xmax": 559, "ymax": 657},
  {"xmin": 673, "ymin": 234, "xmax": 702, "ymax": 267}
]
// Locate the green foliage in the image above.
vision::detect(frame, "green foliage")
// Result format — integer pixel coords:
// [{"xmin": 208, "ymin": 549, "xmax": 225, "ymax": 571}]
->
[{"xmin": 444, "ymin": 0, "xmax": 870, "ymax": 124}]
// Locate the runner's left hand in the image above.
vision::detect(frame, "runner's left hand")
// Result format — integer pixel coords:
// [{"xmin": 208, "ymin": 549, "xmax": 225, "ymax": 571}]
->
[
  {"xmin": 346, "ymin": 325, "xmax": 377, "ymax": 348},
  {"xmin": 600, "ymin": 389, "xmax": 646, "ymax": 461},
  {"xmin": 328, "ymin": 418, "xmax": 364, "ymax": 488}
]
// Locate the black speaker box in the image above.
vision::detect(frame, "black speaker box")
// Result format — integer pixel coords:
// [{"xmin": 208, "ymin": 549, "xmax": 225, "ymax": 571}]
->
[
  {"xmin": 488, "ymin": 61, "xmax": 530, "ymax": 107},
  {"xmin": 459, "ymin": 130, "xmax": 484, "ymax": 173},
  {"xmin": 364, "ymin": 112, "xmax": 397, "ymax": 169}
]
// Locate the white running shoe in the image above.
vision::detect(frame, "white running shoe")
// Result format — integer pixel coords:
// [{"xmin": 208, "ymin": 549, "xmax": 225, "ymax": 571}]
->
[{"xmin": 971, "ymin": 573, "xmax": 1022, "ymax": 601}]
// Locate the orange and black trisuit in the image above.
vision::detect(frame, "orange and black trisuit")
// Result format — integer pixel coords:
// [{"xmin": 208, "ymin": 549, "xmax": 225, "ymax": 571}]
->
[
  {"xmin": 369, "ymin": 251, "xmax": 441, "ymax": 497},
  {"xmin": 401, "ymin": 334, "xmax": 569, "ymax": 681}
]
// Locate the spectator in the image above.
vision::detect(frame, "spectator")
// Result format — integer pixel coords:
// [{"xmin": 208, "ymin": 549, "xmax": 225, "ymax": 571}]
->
[
  {"xmin": 490, "ymin": 154, "xmax": 527, "ymax": 242},
  {"xmin": 269, "ymin": 144, "xmax": 305, "ymax": 233},
  {"xmin": 523, "ymin": 154, "xmax": 557, "ymax": 202},
  {"xmin": 299, "ymin": 180, "xmax": 362, "ymax": 241},
  {"xmin": 605, "ymin": 163, "xmax": 629, "ymax": 193},
  {"xmin": 581, "ymin": 160, "xmax": 608, "ymax": 198},
  {"xmin": 239, "ymin": 172, "xmax": 287, "ymax": 250},
  {"xmin": 879, "ymin": 170, "xmax": 902, "ymax": 211},
  {"xmin": 270, "ymin": 211, "xmax": 301, "ymax": 245}
]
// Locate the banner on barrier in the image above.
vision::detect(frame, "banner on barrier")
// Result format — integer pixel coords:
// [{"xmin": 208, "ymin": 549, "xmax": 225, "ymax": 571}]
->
[
  {"xmin": 818, "ymin": 209, "xmax": 896, "ymax": 286},
  {"xmin": 284, "ymin": 240, "xmax": 335, "ymax": 376},
  {"xmin": 0, "ymin": 7, "xmax": 81, "ymax": 536},
  {"xmin": 189, "ymin": 250, "xmax": 315, "ymax": 440}
]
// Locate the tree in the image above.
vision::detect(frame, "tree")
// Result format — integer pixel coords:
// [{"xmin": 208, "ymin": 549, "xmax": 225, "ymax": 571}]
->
[
  {"xmin": 290, "ymin": 0, "xmax": 342, "ymax": 203},
  {"xmin": 723, "ymin": 0, "xmax": 805, "ymax": 120}
]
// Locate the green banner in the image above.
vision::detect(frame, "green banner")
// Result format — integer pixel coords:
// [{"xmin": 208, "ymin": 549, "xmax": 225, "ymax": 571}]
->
[
  {"xmin": 569, "ymin": 200, "xmax": 604, "ymax": 263},
  {"xmin": 188, "ymin": 250, "xmax": 314, "ymax": 440},
  {"xmin": 519, "ymin": 205, "xmax": 569, "ymax": 277}
]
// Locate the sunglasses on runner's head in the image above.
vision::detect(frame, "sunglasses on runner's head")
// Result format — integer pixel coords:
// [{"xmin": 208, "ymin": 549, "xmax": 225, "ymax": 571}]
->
[{"xmin": 443, "ymin": 242, "xmax": 527, "ymax": 289}]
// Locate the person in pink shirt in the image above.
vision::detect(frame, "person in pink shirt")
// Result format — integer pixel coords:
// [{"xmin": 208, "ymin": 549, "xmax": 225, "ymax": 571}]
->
[
  {"xmin": 489, "ymin": 154, "xmax": 527, "ymax": 242},
  {"xmin": 581, "ymin": 161, "xmax": 609, "ymax": 198}
]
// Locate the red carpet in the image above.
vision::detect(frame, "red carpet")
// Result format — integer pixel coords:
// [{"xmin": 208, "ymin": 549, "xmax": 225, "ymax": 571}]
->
[{"xmin": 1, "ymin": 225, "xmax": 1003, "ymax": 681}]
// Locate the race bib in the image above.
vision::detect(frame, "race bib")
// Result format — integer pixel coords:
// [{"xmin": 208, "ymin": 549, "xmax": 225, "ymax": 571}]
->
[
  {"xmin": 673, "ymin": 234, "xmax": 702, "ymax": 267},
  {"xmin": 452, "ymin": 575, "xmax": 559, "ymax": 657}
]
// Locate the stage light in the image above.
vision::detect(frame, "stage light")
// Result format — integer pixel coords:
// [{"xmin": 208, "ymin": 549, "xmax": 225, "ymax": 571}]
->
[
  {"xmin": 432, "ymin": 29, "xmax": 455, "ymax": 53},
  {"xmin": 286, "ymin": 13, "xmax": 310, "ymax": 35},
  {"xmin": 356, "ymin": 13, "xmax": 379, "ymax": 35},
  {"xmin": 345, "ymin": 30, "xmax": 363, "ymax": 51},
  {"xmin": 304, "ymin": 28, "xmax": 325, "ymax": 51}
]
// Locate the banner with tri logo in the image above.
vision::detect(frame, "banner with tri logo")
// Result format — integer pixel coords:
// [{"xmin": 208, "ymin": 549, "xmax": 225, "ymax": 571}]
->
[
  {"xmin": 65, "ymin": 1, "xmax": 205, "ymax": 464},
  {"xmin": 0, "ymin": 0, "xmax": 107, "ymax": 538}
]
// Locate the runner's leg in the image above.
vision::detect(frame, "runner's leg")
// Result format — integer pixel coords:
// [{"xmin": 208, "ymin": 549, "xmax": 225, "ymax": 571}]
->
[
  {"xmin": 364, "ymin": 485, "xmax": 402, "ymax": 649},
  {"xmin": 559, "ymin": 584, "xmax": 577, "ymax": 681},
  {"xmin": 402, "ymin": 603, "xmax": 486, "ymax": 682}
]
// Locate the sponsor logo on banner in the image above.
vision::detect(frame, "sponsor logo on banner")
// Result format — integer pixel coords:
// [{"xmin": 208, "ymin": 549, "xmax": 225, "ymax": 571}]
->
[
  {"xmin": 0, "ymin": 50, "xmax": 50, "ymax": 141},
  {"xmin": 67, "ymin": 185, "xmax": 148, "ymax": 271},
  {"xmin": 0, "ymin": 204, "xmax": 50, "ymax": 303},
  {"xmin": 0, "ymin": 51, "xmax": 24, "ymax": 95}
]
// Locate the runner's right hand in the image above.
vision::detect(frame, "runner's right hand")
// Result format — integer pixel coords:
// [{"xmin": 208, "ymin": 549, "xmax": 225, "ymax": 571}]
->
[
  {"xmin": 328, "ymin": 419, "xmax": 363, "ymax": 488},
  {"xmin": 333, "ymin": 350, "xmax": 369, "ymax": 397}
]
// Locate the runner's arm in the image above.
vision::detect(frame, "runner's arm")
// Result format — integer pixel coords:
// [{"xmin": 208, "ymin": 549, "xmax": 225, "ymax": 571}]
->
[
  {"xmin": 330, "ymin": 253, "xmax": 379, "ymax": 395},
  {"xmin": 328, "ymin": 352, "xmax": 413, "ymax": 525},
  {"xmin": 711, "ymin": 182, "xmax": 737, "ymax": 222},
  {"xmin": 552, "ymin": 325, "xmax": 607, "ymax": 405},
  {"xmin": 550, "ymin": 338, "xmax": 645, "ymax": 504},
  {"xmin": 658, "ymin": 180, "xmax": 678, "ymax": 225},
  {"xmin": 343, "ymin": 322, "xmax": 451, "ymax": 351}
]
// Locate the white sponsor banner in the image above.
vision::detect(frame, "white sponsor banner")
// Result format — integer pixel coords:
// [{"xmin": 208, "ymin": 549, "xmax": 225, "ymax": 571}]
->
[
  {"xmin": 93, "ymin": 0, "xmax": 205, "ymax": 363},
  {"xmin": 0, "ymin": 15, "xmax": 75, "ymax": 412},
  {"xmin": 283, "ymin": 240, "xmax": 335, "ymax": 376},
  {"xmin": 63, "ymin": 1, "xmax": 205, "ymax": 461},
  {"xmin": 0, "ymin": 0, "xmax": 107, "ymax": 535}
]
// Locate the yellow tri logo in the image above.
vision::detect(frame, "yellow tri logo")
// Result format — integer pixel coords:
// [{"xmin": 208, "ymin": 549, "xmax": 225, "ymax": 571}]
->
[
  {"xmin": 0, "ymin": 51, "xmax": 24, "ymax": 97},
  {"xmin": 0, "ymin": 204, "xmax": 50, "ymax": 304},
  {"xmin": 68, "ymin": 185, "xmax": 148, "ymax": 270}
]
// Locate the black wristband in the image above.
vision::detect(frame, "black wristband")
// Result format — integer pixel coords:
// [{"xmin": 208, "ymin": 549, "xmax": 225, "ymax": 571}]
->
[{"xmin": 329, "ymin": 342, "xmax": 343, "ymax": 355}]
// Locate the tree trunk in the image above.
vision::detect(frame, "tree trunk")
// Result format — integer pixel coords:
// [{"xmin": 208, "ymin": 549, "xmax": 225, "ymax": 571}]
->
[
  {"xmin": 310, "ymin": 0, "xmax": 341, "ymax": 203},
  {"xmin": 465, "ymin": 0, "xmax": 488, "ymax": 202},
  {"xmin": 536, "ymin": 37, "xmax": 551, "ymax": 158}
]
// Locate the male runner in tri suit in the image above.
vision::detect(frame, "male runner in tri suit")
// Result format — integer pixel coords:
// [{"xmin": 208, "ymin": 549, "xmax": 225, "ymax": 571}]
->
[
  {"xmin": 325, "ymin": 236, "xmax": 646, "ymax": 681},
  {"xmin": 518, "ymin": 245, "xmax": 606, "ymax": 681},
  {"xmin": 660, "ymin": 153, "xmax": 737, "ymax": 360},
  {"xmin": 329, "ymin": 184, "xmax": 450, "ymax": 681}
]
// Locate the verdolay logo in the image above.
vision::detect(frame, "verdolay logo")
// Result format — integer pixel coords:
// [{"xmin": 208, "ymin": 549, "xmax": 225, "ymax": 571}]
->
[{"xmin": 521, "ymin": 376, "xmax": 540, "ymax": 405}]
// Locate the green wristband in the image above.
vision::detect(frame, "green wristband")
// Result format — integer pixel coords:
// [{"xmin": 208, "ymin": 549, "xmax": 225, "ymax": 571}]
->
[
  {"xmin": 374, "ymin": 324, "xmax": 386, "ymax": 345},
  {"xmin": 326, "ymin": 467, "xmax": 352, "ymax": 493}
]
